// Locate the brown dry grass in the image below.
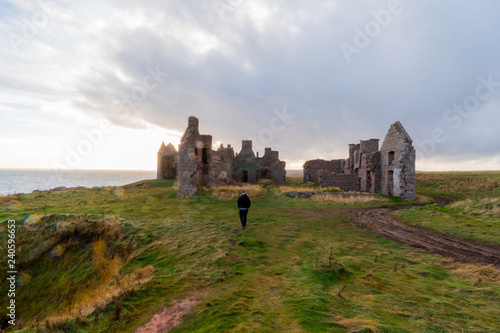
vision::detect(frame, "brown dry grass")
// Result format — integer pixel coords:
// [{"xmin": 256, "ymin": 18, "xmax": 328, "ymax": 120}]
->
[
  {"xmin": 439, "ymin": 258, "xmax": 500, "ymax": 285},
  {"xmin": 414, "ymin": 194, "xmax": 436, "ymax": 205},
  {"xmin": 452, "ymin": 264, "xmax": 500, "ymax": 284},
  {"xmin": 332, "ymin": 315, "xmax": 383, "ymax": 333},
  {"xmin": 450, "ymin": 197, "xmax": 500, "ymax": 217},
  {"xmin": 209, "ymin": 184, "xmax": 265, "ymax": 199},
  {"xmin": 418, "ymin": 171, "xmax": 500, "ymax": 175},
  {"xmin": 23, "ymin": 215, "xmax": 147, "ymax": 329},
  {"xmin": 44, "ymin": 265, "xmax": 155, "ymax": 327},
  {"xmin": 0, "ymin": 193, "xmax": 21, "ymax": 204},
  {"xmin": 92, "ymin": 238, "xmax": 123, "ymax": 281},
  {"xmin": 416, "ymin": 172, "xmax": 500, "ymax": 196},
  {"xmin": 310, "ymin": 194, "xmax": 388, "ymax": 204},
  {"xmin": 277, "ymin": 186, "xmax": 322, "ymax": 193}
]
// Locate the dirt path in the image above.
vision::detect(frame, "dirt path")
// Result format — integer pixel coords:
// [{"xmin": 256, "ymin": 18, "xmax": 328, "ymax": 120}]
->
[{"xmin": 351, "ymin": 206, "xmax": 500, "ymax": 269}]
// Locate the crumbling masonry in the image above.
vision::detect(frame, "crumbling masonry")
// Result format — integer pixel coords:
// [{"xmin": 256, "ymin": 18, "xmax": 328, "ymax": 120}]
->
[
  {"xmin": 157, "ymin": 116, "xmax": 286, "ymax": 196},
  {"xmin": 157, "ymin": 142, "xmax": 178, "ymax": 180},
  {"xmin": 158, "ymin": 118, "xmax": 414, "ymax": 199},
  {"xmin": 303, "ymin": 121, "xmax": 416, "ymax": 200}
]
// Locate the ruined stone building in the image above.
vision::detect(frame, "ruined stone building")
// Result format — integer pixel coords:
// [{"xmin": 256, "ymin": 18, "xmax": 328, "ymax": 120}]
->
[
  {"xmin": 157, "ymin": 142, "xmax": 178, "ymax": 180},
  {"xmin": 157, "ymin": 116, "xmax": 286, "ymax": 196},
  {"xmin": 303, "ymin": 121, "xmax": 416, "ymax": 200}
]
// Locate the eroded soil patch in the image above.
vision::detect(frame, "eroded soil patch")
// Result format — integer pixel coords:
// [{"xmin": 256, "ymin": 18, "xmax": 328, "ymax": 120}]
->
[{"xmin": 135, "ymin": 293, "xmax": 202, "ymax": 333}]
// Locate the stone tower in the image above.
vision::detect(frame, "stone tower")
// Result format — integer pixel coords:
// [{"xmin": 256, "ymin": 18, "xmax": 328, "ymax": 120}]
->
[
  {"xmin": 177, "ymin": 116, "xmax": 202, "ymax": 196},
  {"xmin": 380, "ymin": 121, "xmax": 416, "ymax": 200}
]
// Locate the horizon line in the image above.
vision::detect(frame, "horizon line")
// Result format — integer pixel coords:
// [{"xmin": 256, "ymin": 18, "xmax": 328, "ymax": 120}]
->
[{"xmin": 1, "ymin": 168, "xmax": 499, "ymax": 173}]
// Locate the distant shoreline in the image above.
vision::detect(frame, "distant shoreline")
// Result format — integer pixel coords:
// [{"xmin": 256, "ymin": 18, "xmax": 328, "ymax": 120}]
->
[
  {"xmin": 2, "ymin": 169, "xmax": 499, "ymax": 196},
  {"xmin": 0, "ymin": 169, "xmax": 156, "ymax": 196}
]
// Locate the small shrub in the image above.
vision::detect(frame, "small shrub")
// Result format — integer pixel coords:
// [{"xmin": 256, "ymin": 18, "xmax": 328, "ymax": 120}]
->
[{"xmin": 114, "ymin": 300, "xmax": 122, "ymax": 321}]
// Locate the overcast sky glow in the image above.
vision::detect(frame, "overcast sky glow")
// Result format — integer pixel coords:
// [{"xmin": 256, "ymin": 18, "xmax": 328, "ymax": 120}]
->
[{"xmin": 1, "ymin": 0, "xmax": 500, "ymax": 171}]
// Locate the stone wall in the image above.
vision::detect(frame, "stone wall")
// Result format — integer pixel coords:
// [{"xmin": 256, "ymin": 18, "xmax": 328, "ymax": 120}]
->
[
  {"xmin": 207, "ymin": 145, "xmax": 235, "ymax": 186},
  {"xmin": 271, "ymin": 161, "xmax": 287, "ymax": 185},
  {"xmin": 360, "ymin": 139, "xmax": 379, "ymax": 154},
  {"xmin": 303, "ymin": 159, "xmax": 344, "ymax": 183},
  {"xmin": 157, "ymin": 142, "xmax": 179, "ymax": 180},
  {"xmin": 359, "ymin": 151, "xmax": 381, "ymax": 193},
  {"xmin": 317, "ymin": 171, "xmax": 359, "ymax": 191},
  {"xmin": 162, "ymin": 155, "xmax": 178, "ymax": 179},
  {"xmin": 258, "ymin": 148, "xmax": 286, "ymax": 184}
]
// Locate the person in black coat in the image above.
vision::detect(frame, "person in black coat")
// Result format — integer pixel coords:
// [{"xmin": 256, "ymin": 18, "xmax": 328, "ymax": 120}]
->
[{"xmin": 237, "ymin": 191, "xmax": 251, "ymax": 229}]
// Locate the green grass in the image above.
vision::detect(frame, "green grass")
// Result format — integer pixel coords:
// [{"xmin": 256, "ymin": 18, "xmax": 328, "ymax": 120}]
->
[
  {"xmin": 396, "ymin": 171, "xmax": 500, "ymax": 245},
  {"xmin": 415, "ymin": 171, "xmax": 500, "ymax": 202},
  {"xmin": 0, "ymin": 178, "xmax": 499, "ymax": 332},
  {"xmin": 396, "ymin": 204, "xmax": 500, "ymax": 245}
]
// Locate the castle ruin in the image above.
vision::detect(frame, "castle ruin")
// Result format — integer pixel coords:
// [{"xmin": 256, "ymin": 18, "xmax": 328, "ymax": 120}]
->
[
  {"xmin": 158, "ymin": 118, "xmax": 415, "ymax": 200},
  {"xmin": 303, "ymin": 121, "xmax": 416, "ymax": 200},
  {"xmin": 157, "ymin": 116, "xmax": 286, "ymax": 196}
]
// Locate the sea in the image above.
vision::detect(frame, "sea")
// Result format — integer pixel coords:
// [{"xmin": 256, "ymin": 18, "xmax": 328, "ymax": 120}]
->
[{"xmin": 0, "ymin": 169, "xmax": 157, "ymax": 196}]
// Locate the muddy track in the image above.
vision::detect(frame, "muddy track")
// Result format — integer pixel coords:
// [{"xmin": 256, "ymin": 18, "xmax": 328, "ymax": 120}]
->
[{"xmin": 351, "ymin": 206, "xmax": 500, "ymax": 269}]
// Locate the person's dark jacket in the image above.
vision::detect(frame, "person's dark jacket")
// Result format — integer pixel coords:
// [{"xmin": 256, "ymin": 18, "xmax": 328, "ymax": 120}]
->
[{"xmin": 237, "ymin": 194, "xmax": 251, "ymax": 210}]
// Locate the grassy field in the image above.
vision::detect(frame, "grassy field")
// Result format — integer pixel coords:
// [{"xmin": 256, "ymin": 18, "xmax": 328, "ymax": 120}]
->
[
  {"xmin": 414, "ymin": 171, "xmax": 500, "ymax": 202},
  {"xmin": 0, "ymin": 175, "xmax": 499, "ymax": 332},
  {"xmin": 396, "ymin": 171, "xmax": 500, "ymax": 245}
]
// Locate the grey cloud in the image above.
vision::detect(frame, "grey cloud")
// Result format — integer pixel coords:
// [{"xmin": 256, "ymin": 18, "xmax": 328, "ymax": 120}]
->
[{"xmin": 2, "ymin": 0, "xmax": 500, "ymax": 168}]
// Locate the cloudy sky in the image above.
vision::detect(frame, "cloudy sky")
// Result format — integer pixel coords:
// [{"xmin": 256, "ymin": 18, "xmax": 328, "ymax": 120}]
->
[{"xmin": 1, "ymin": 0, "xmax": 499, "ymax": 171}]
